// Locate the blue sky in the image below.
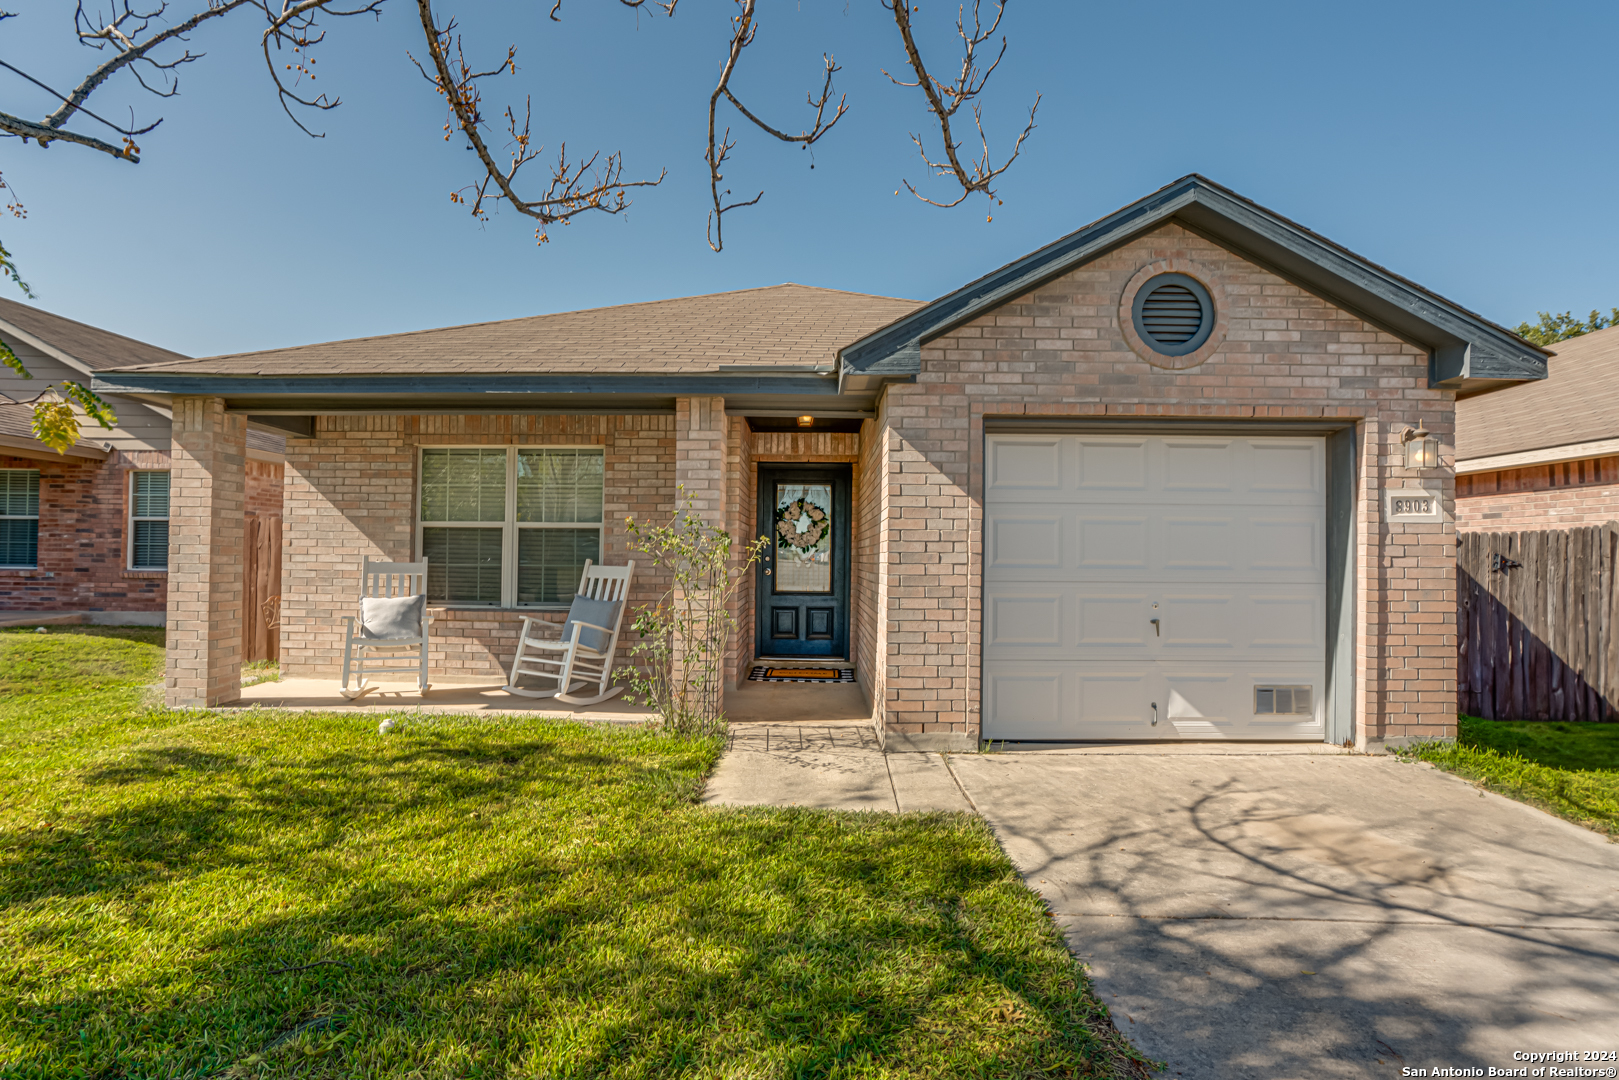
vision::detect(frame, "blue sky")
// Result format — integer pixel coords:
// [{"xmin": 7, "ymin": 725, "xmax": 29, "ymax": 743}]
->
[{"xmin": 4, "ymin": 0, "xmax": 1616, "ymax": 358}]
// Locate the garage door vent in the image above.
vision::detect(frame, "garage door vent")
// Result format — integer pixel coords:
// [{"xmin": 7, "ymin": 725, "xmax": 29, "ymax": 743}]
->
[
  {"xmin": 1130, "ymin": 272, "xmax": 1215, "ymax": 357},
  {"xmin": 1255, "ymin": 686, "xmax": 1312, "ymax": 715}
]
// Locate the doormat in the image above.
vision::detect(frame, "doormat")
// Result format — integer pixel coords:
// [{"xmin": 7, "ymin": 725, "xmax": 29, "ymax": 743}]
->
[{"xmin": 749, "ymin": 666, "xmax": 855, "ymax": 683}]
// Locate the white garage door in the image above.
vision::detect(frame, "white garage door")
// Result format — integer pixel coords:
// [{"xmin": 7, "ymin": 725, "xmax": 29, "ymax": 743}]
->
[{"xmin": 983, "ymin": 434, "xmax": 1327, "ymax": 741}]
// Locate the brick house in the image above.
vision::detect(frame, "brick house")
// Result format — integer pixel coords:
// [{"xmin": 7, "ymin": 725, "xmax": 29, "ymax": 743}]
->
[
  {"xmin": 1456, "ymin": 323, "xmax": 1619, "ymax": 531},
  {"xmin": 95, "ymin": 176, "xmax": 1545, "ymax": 751},
  {"xmin": 0, "ymin": 299, "xmax": 284, "ymax": 623}
]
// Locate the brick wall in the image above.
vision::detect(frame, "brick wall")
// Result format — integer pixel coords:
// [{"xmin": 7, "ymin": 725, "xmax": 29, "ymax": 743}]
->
[
  {"xmin": 856, "ymin": 418, "xmax": 887, "ymax": 720},
  {"xmin": 0, "ymin": 448, "xmax": 283, "ymax": 616},
  {"xmin": 1457, "ymin": 456, "xmax": 1619, "ymax": 531},
  {"xmin": 245, "ymin": 458, "xmax": 285, "ymax": 519},
  {"xmin": 280, "ymin": 413, "xmax": 674, "ymax": 678},
  {"xmin": 882, "ymin": 222, "xmax": 1456, "ymax": 748},
  {"xmin": 0, "ymin": 449, "xmax": 168, "ymax": 614}
]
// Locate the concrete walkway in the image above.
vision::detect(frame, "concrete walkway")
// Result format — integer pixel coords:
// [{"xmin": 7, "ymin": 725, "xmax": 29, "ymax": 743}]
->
[
  {"xmin": 706, "ymin": 721, "xmax": 971, "ymax": 811},
  {"xmin": 705, "ymin": 736, "xmax": 1619, "ymax": 1078}
]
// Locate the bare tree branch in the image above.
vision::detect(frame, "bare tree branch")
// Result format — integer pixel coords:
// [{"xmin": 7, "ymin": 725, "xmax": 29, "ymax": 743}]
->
[
  {"xmin": 881, "ymin": 0, "xmax": 1038, "ymax": 210},
  {"xmin": 410, "ymin": 0, "xmax": 664, "ymax": 244},
  {"xmin": 705, "ymin": 0, "xmax": 848, "ymax": 252},
  {"xmin": 0, "ymin": 0, "xmax": 381, "ymax": 158}
]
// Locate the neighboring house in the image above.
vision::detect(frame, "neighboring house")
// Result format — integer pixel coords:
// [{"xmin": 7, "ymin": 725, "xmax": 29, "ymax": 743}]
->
[
  {"xmin": 1455, "ymin": 323, "xmax": 1619, "ymax": 531},
  {"xmin": 0, "ymin": 299, "xmax": 285, "ymax": 623},
  {"xmin": 94, "ymin": 176, "xmax": 1546, "ymax": 751}
]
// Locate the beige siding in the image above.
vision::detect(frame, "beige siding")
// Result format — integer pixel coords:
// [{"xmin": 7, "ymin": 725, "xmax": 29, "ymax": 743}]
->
[{"xmin": 0, "ymin": 338, "xmax": 172, "ymax": 451}]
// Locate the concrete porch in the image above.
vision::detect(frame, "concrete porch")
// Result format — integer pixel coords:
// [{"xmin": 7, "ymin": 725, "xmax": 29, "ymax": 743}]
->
[{"xmin": 229, "ymin": 671, "xmax": 872, "ymax": 725}]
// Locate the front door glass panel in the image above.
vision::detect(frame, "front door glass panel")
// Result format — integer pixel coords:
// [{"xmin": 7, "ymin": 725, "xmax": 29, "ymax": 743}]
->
[{"xmin": 774, "ymin": 483, "xmax": 833, "ymax": 594}]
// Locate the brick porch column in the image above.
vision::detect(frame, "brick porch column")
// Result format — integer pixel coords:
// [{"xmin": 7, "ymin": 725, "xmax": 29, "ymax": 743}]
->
[
  {"xmin": 166, "ymin": 396, "xmax": 247, "ymax": 707},
  {"xmin": 675, "ymin": 396, "xmax": 728, "ymax": 527},
  {"xmin": 674, "ymin": 396, "xmax": 730, "ymax": 712}
]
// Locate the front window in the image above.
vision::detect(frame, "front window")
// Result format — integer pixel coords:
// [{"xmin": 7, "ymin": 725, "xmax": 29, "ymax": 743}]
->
[
  {"xmin": 417, "ymin": 446, "xmax": 603, "ymax": 606},
  {"xmin": 129, "ymin": 471, "xmax": 171, "ymax": 570},
  {"xmin": 0, "ymin": 468, "xmax": 39, "ymax": 568}
]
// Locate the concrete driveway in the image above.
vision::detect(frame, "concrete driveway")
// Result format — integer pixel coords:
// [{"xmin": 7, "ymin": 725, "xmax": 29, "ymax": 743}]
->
[
  {"xmin": 949, "ymin": 751, "xmax": 1619, "ymax": 1079},
  {"xmin": 708, "ymin": 738, "xmax": 1619, "ymax": 1077}
]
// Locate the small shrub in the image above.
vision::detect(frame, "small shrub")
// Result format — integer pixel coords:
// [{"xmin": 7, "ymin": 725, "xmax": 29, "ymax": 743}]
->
[{"xmin": 616, "ymin": 490, "xmax": 767, "ymax": 736}]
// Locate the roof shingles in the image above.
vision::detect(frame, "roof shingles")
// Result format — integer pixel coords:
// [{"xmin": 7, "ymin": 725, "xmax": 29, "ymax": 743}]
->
[
  {"xmin": 1456, "ymin": 323, "xmax": 1619, "ymax": 461},
  {"xmin": 111, "ymin": 284, "xmax": 921, "ymax": 378},
  {"xmin": 0, "ymin": 297, "xmax": 188, "ymax": 371}
]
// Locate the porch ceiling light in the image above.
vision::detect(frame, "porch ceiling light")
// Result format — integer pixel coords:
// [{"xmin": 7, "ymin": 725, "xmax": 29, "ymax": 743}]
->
[
  {"xmin": 796, "ymin": 415, "xmax": 815, "ymax": 428},
  {"xmin": 1402, "ymin": 421, "xmax": 1439, "ymax": 469}
]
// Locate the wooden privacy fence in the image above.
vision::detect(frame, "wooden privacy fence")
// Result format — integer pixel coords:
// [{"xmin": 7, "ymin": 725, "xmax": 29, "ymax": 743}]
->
[
  {"xmin": 243, "ymin": 513, "xmax": 282, "ymax": 663},
  {"xmin": 1458, "ymin": 524, "xmax": 1619, "ymax": 722}
]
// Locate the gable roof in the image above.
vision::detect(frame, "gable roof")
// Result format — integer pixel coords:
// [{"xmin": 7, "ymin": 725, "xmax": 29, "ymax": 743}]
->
[
  {"xmin": 109, "ymin": 284, "xmax": 921, "ymax": 378},
  {"xmin": 838, "ymin": 174, "xmax": 1547, "ymax": 396},
  {"xmin": 1456, "ymin": 323, "xmax": 1619, "ymax": 466},
  {"xmin": 0, "ymin": 297, "xmax": 188, "ymax": 375}
]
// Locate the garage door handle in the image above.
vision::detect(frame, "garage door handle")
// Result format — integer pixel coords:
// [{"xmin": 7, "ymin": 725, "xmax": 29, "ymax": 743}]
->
[
  {"xmin": 1151, "ymin": 701, "xmax": 1159, "ymax": 726},
  {"xmin": 1150, "ymin": 617, "xmax": 1160, "ymax": 637}
]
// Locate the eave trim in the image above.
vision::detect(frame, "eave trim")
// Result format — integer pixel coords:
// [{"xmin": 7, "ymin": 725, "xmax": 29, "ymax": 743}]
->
[
  {"xmin": 1456, "ymin": 437, "xmax": 1619, "ymax": 475},
  {"xmin": 91, "ymin": 372, "xmax": 844, "ymax": 397}
]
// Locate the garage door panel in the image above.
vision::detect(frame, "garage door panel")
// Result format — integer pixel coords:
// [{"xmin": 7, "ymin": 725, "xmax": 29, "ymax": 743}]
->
[
  {"xmin": 1249, "ymin": 515, "xmax": 1323, "ymax": 573},
  {"xmin": 987, "ymin": 503, "xmax": 1324, "ymax": 582},
  {"xmin": 985, "ymin": 670, "xmax": 1066, "ymax": 740},
  {"xmin": 1078, "ymin": 592, "xmax": 1152, "ymax": 647},
  {"xmin": 1163, "ymin": 665, "xmax": 1325, "ymax": 740},
  {"xmin": 1159, "ymin": 593, "xmax": 1237, "ymax": 648},
  {"xmin": 984, "ymin": 585, "xmax": 1323, "ymax": 663},
  {"xmin": 988, "ymin": 438, "xmax": 1063, "ymax": 493},
  {"xmin": 984, "ymin": 432, "xmax": 1329, "ymax": 742},
  {"xmin": 1077, "ymin": 439, "xmax": 1149, "ymax": 490},
  {"xmin": 1249, "ymin": 593, "xmax": 1326, "ymax": 649},
  {"xmin": 989, "ymin": 514, "xmax": 1063, "ymax": 570},
  {"xmin": 1078, "ymin": 515, "xmax": 1150, "ymax": 569},
  {"xmin": 986, "ymin": 434, "xmax": 1326, "ymax": 507},
  {"xmin": 986, "ymin": 593, "xmax": 1063, "ymax": 648},
  {"xmin": 1163, "ymin": 440, "xmax": 1238, "ymax": 492}
]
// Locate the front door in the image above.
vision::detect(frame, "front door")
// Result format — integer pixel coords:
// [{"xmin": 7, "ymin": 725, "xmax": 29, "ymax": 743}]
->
[{"xmin": 756, "ymin": 465, "xmax": 851, "ymax": 660}]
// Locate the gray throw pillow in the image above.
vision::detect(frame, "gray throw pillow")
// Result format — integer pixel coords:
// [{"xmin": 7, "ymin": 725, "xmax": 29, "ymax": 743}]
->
[
  {"xmin": 361, "ymin": 594, "xmax": 425, "ymax": 639},
  {"xmin": 563, "ymin": 595, "xmax": 621, "ymax": 653}
]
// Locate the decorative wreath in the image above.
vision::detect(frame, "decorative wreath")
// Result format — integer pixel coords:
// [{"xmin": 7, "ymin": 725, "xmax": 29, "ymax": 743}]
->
[{"xmin": 775, "ymin": 497, "xmax": 829, "ymax": 553}]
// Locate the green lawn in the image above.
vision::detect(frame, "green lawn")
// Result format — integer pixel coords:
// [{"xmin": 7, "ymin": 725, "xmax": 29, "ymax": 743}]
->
[
  {"xmin": 0, "ymin": 627, "xmax": 1148, "ymax": 1079},
  {"xmin": 1402, "ymin": 716, "xmax": 1619, "ymax": 839}
]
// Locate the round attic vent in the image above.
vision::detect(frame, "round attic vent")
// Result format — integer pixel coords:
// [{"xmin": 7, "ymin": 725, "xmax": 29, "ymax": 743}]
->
[{"xmin": 1131, "ymin": 272, "xmax": 1214, "ymax": 357}]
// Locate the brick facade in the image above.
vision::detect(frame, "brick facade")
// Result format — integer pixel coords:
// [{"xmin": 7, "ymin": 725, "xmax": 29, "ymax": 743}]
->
[
  {"xmin": 245, "ymin": 458, "xmax": 285, "ymax": 520},
  {"xmin": 868, "ymin": 223, "xmax": 1457, "ymax": 749},
  {"xmin": 167, "ymin": 228, "xmax": 1463, "ymax": 751},
  {"xmin": 0, "ymin": 449, "xmax": 169, "ymax": 614},
  {"xmin": 0, "ymin": 448, "xmax": 283, "ymax": 617},
  {"xmin": 1457, "ymin": 456, "xmax": 1619, "ymax": 531},
  {"xmin": 278, "ymin": 413, "xmax": 674, "ymax": 679}
]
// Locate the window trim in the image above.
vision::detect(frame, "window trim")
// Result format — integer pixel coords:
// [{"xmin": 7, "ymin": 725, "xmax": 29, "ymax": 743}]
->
[
  {"xmin": 414, "ymin": 444, "xmax": 606, "ymax": 609},
  {"xmin": 127, "ymin": 469, "xmax": 171, "ymax": 572},
  {"xmin": 0, "ymin": 467, "xmax": 40, "ymax": 570}
]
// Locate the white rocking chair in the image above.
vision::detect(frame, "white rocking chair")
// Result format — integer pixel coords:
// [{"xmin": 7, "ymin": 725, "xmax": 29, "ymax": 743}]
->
[
  {"xmin": 340, "ymin": 557, "xmax": 431, "ymax": 700},
  {"xmin": 504, "ymin": 559, "xmax": 634, "ymax": 705}
]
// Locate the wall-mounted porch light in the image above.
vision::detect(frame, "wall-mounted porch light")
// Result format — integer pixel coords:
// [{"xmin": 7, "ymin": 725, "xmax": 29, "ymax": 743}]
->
[
  {"xmin": 796, "ymin": 415, "xmax": 815, "ymax": 428},
  {"xmin": 1401, "ymin": 420, "xmax": 1439, "ymax": 469}
]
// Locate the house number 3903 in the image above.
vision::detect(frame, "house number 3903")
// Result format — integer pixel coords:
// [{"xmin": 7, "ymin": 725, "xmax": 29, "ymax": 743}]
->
[{"xmin": 1384, "ymin": 487, "xmax": 1442, "ymax": 522}]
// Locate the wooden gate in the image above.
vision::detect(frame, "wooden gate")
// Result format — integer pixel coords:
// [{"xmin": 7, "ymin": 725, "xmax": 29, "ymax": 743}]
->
[
  {"xmin": 243, "ymin": 513, "xmax": 282, "ymax": 663},
  {"xmin": 1457, "ymin": 524, "xmax": 1619, "ymax": 721}
]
